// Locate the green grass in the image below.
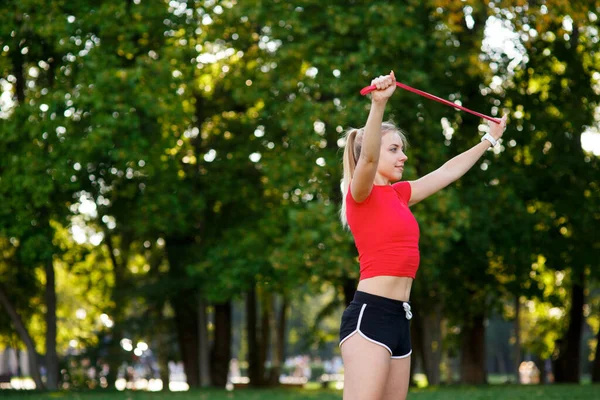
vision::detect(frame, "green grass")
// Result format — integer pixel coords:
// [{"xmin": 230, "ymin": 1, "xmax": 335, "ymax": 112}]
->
[{"xmin": 1, "ymin": 385, "xmax": 599, "ymax": 400}]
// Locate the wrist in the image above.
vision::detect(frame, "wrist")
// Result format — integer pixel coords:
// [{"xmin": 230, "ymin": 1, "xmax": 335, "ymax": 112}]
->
[
  {"xmin": 371, "ymin": 98, "xmax": 388, "ymax": 106},
  {"xmin": 481, "ymin": 132, "xmax": 498, "ymax": 147}
]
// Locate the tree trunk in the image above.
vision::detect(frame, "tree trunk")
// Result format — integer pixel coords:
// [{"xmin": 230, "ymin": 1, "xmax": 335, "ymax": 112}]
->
[
  {"xmin": 246, "ymin": 286, "xmax": 262, "ymax": 387},
  {"xmin": 172, "ymin": 291, "xmax": 200, "ymax": 388},
  {"xmin": 409, "ymin": 307, "xmax": 422, "ymax": 387},
  {"xmin": 166, "ymin": 238, "xmax": 200, "ymax": 388},
  {"xmin": 44, "ymin": 260, "xmax": 58, "ymax": 390},
  {"xmin": 210, "ymin": 301, "xmax": 231, "ymax": 387},
  {"xmin": 198, "ymin": 298, "xmax": 211, "ymax": 387},
  {"xmin": 553, "ymin": 271, "xmax": 584, "ymax": 383},
  {"xmin": 536, "ymin": 356, "xmax": 546, "ymax": 385},
  {"xmin": 514, "ymin": 296, "xmax": 522, "ymax": 384},
  {"xmin": 157, "ymin": 337, "xmax": 171, "ymax": 391},
  {"xmin": 278, "ymin": 296, "xmax": 288, "ymax": 364},
  {"xmin": 103, "ymin": 231, "xmax": 132, "ymax": 388},
  {"xmin": 258, "ymin": 290, "xmax": 271, "ymax": 386},
  {"xmin": 421, "ymin": 305, "xmax": 442, "ymax": 385},
  {"xmin": 0, "ymin": 284, "xmax": 44, "ymax": 389},
  {"xmin": 269, "ymin": 294, "xmax": 288, "ymax": 386},
  {"xmin": 146, "ymin": 251, "xmax": 171, "ymax": 392},
  {"xmin": 460, "ymin": 314, "xmax": 486, "ymax": 384},
  {"xmin": 439, "ymin": 319, "xmax": 455, "ymax": 384}
]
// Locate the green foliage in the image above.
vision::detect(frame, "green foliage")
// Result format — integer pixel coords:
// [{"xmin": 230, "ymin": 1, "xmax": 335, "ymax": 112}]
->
[{"xmin": 1, "ymin": 0, "xmax": 599, "ymax": 381}]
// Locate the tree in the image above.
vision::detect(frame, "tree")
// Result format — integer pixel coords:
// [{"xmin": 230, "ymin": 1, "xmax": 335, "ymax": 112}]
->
[
  {"xmin": 491, "ymin": 1, "xmax": 600, "ymax": 382},
  {"xmin": 0, "ymin": 0, "xmax": 91, "ymax": 388}
]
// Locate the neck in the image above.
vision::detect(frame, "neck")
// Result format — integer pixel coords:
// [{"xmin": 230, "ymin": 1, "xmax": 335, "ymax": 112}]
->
[{"xmin": 373, "ymin": 174, "xmax": 390, "ymax": 186}]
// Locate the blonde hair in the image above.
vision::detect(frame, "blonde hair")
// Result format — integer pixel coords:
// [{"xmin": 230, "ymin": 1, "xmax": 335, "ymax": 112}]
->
[{"xmin": 340, "ymin": 121, "xmax": 408, "ymax": 227}]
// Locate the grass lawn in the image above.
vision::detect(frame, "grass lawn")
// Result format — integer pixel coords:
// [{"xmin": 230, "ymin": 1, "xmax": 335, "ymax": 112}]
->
[{"xmin": 1, "ymin": 384, "xmax": 599, "ymax": 400}]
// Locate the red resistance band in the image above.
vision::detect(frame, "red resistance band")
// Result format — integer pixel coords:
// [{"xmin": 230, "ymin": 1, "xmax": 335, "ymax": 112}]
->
[{"xmin": 360, "ymin": 82, "xmax": 501, "ymax": 124}]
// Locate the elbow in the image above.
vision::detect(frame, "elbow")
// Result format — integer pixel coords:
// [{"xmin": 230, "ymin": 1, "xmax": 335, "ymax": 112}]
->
[
  {"xmin": 440, "ymin": 165, "xmax": 460, "ymax": 184},
  {"xmin": 442, "ymin": 166, "xmax": 458, "ymax": 181}
]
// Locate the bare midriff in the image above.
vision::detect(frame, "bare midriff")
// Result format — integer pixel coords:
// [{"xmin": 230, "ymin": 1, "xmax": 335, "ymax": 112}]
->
[{"xmin": 356, "ymin": 275, "xmax": 413, "ymax": 302}]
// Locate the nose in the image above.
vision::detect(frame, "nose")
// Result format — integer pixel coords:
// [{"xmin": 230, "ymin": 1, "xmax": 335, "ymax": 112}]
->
[{"xmin": 399, "ymin": 151, "xmax": 408, "ymax": 162}]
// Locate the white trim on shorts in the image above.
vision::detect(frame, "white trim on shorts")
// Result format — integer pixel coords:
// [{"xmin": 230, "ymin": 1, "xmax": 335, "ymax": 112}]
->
[
  {"xmin": 391, "ymin": 350, "xmax": 412, "ymax": 359},
  {"xmin": 339, "ymin": 304, "xmax": 393, "ymax": 356}
]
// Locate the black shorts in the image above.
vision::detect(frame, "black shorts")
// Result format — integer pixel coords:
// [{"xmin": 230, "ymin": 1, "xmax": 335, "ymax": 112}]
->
[{"xmin": 339, "ymin": 291, "xmax": 412, "ymax": 358}]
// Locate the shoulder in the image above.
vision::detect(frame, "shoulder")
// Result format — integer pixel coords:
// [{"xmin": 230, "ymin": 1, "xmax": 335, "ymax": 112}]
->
[
  {"xmin": 392, "ymin": 181, "xmax": 412, "ymax": 204},
  {"xmin": 347, "ymin": 183, "xmax": 373, "ymax": 205}
]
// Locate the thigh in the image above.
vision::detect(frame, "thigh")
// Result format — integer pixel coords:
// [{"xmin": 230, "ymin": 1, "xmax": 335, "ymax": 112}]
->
[
  {"xmin": 382, "ymin": 355, "xmax": 411, "ymax": 400},
  {"xmin": 341, "ymin": 334, "xmax": 391, "ymax": 400}
]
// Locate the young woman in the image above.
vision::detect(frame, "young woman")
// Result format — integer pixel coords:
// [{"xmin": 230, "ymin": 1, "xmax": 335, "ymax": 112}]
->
[{"xmin": 339, "ymin": 71, "xmax": 507, "ymax": 400}]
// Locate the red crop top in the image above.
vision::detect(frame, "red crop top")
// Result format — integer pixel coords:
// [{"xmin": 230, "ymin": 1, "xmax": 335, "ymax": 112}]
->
[{"xmin": 346, "ymin": 181, "xmax": 420, "ymax": 280}]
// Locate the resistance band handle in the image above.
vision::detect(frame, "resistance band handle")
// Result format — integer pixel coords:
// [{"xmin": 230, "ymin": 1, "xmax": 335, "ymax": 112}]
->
[{"xmin": 360, "ymin": 82, "xmax": 502, "ymax": 125}]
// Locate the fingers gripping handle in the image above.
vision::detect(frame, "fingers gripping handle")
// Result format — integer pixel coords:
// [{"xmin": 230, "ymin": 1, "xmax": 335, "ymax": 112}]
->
[{"xmin": 360, "ymin": 82, "xmax": 502, "ymax": 125}]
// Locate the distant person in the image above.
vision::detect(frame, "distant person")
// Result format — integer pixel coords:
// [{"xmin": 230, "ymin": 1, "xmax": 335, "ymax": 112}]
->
[
  {"xmin": 338, "ymin": 71, "xmax": 507, "ymax": 400},
  {"xmin": 228, "ymin": 358, "xmax": 240, "ymax": 379}
]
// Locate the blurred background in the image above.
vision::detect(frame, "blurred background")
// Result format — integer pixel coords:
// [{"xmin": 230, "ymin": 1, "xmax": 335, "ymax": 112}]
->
[{"xmin": 0, "ymin": 0, "xmax": 599, "ymax": 394}]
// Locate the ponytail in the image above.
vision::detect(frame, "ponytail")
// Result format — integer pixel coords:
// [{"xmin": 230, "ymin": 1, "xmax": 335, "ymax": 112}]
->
[{"xmin": 340, "ymin": 128, "xmax": 363, "ymax": 227}]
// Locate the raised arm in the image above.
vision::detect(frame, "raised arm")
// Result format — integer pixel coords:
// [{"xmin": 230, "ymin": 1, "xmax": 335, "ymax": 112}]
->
[
  {"xmin": 350, "ymin": 72, "xmax": 397, "ymax": 202},
  {"xmin": 408, "ymin": 115, "xmax": 507, "ymax": 206}
]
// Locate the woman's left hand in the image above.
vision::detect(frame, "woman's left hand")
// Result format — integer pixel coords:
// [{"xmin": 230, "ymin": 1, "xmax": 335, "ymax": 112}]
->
[{"xmin": 489, "ymin": 115, "xmax": 508, "ymax": 140}]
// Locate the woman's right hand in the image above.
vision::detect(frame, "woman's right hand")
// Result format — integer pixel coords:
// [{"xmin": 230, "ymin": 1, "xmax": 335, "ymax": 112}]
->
[{"xmin": 370, "ymin": 71, "xmax": 396, "ymax": 103}]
